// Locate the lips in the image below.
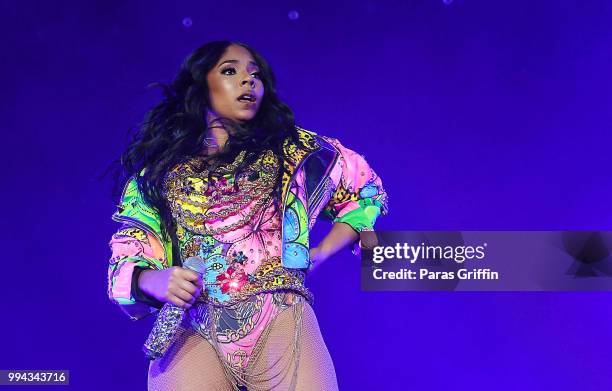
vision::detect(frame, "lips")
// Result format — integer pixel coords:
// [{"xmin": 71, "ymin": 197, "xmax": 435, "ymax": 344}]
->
[{"xmin": 237, "ymin": 93, "xmax": 256, "ymax": 103}]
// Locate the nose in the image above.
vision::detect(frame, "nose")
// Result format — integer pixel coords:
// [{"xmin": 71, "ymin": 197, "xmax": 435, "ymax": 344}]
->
[{"xmin": 241, "ymin": 74, "xmax": 256, "ymax": 87}]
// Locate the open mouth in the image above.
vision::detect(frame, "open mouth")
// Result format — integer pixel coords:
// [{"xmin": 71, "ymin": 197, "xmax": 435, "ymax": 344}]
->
[{"xmin": 237, "ymin": 93, "xmax": 256, "ymax": 103}]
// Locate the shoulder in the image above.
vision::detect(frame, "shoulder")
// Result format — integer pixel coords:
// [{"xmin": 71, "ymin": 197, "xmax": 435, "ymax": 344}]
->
[
  {"xmin": 291, "ymin": 126, "xmax": 342, "ymax": 153},
  {"xmin": 288, "ymin": 127, "xmax": 370, "ymax": 167},
  {"xmin": 116, "ymin": 171, "xmax": 162, "ymax": 220},
  {"xmin": 308, "ymin": 130, "xmax": 362, "ymax": 162}
]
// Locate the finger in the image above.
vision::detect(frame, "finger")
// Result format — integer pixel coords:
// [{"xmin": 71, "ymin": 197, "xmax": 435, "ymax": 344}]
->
[
  {"xmin": 168, "ymin": 294, "xmax": 188, "ymax": 308},
  {"xmin": 185, "ymin": 285, "xmax": 202, "ymax": 304},
  {"xmin": 182, "ymin": 270, "xmax": 203, "ymax": 290},
  {"xmin": 173, "ymin": 287, "xmax": 196, "ymax": 303},
  {"xmin": 195, "ymin": 274, "xmax": 203, "ymax": 289},
  {"xmin": 178, "ymin": 279, "xmax": 198, "ymax": 295},
  {"xmin": 181, "ymin": 268, "xmax": 201, "ymax": 283}
]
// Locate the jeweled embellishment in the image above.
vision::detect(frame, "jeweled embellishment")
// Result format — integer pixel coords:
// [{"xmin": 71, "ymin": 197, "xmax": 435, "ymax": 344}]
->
[
  {"xmin": 232, "ymin": 251, "xmax": 247, "ymax": 265},
  {"xmin": 164, "ymin": 150, "xmax": 279, "ymax": 236},
  {"xmin": 216, "ymin": 267, "xmax": 248, "ymax": 294}
]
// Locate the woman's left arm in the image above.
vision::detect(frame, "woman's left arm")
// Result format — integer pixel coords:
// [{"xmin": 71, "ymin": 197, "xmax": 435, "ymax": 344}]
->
[
  {"xmin": 310, "ymin": 222, "xmax": 359, "ymax": 262},
  {"xmin": 311, "ymin": 137, "xmax": 389, "ymax": 264}
]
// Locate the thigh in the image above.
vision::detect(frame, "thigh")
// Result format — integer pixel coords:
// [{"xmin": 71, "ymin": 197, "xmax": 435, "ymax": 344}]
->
[
  {"xmin": 293, "ymin": 303, "xmax": 338, "ymax": 391},
  {"xmin": 148, "ymin": 326, "xmax": 233, "ymax": 391},
  {"xmin": 246, "ymin": 300, "xmax": 338, "ymax": 391}
]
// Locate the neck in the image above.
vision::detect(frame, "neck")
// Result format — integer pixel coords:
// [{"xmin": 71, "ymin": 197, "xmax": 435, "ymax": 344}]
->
[
  {"xmin": 204, "ymin": 112, "xmax": 229, "ymax": 155},
  {"xmin": 204, "ymin": 126, "xmax": 228, "ymax": 153}
]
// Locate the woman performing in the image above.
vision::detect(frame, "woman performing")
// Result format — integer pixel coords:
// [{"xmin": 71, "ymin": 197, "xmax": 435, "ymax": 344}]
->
[{"xmin": 107, "ymin": 41, "xmax": 388, "ymax": 390}]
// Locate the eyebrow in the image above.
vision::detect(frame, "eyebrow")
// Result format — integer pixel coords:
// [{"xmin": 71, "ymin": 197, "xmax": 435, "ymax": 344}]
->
[{"xmin": 217, "ymin": 59, "xmax": 259, "ymax": 68}]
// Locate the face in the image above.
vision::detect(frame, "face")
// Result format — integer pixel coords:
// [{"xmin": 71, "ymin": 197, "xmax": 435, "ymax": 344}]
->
[{"xmin": 206, "ymin": 44, "xmax": 264, "ymax": 124}]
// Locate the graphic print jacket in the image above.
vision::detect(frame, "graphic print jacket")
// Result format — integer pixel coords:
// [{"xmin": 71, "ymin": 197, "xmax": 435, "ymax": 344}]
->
[{"xmin": 107, "ymin": 128, "xmax": 389, "ymax": 320}]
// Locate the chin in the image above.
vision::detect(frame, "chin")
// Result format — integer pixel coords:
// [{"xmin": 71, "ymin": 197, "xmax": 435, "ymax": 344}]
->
[{"xmin": 233, "ymin": 111, "xmax": 258, "ymax": 123}]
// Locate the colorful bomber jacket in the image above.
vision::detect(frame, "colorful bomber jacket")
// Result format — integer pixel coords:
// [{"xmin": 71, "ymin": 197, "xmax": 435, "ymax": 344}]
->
[{"xmin": 107, "ymin": 128, "xmax": 388, "ymax": 320}]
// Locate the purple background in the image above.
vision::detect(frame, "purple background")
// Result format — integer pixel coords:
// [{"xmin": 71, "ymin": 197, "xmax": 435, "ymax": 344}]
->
[{"xmin": 2, "ymin": 0, "xmax": 611, "ymax": 389}]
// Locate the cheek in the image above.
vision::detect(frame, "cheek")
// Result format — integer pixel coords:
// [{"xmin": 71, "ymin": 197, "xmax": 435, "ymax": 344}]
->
[
  {"xmin": 208, "ymin": 77, "xmax": 234, "ymax": 103},
  {"xmin": 255, "ymin": 84, "xmax": 265, "ymax": 105},
  {"xmin": 257, "ymin": 82, "xmax": 265, "ymax": 97},
  {"xmin": 223, "ymin": 78, "xmax": 238, "ymax": 92}
]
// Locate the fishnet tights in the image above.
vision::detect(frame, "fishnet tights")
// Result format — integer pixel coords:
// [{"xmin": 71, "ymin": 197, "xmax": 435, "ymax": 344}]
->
[{"xmin": 147, "ymin": 302, "xmax": 338, "ymax": 391}]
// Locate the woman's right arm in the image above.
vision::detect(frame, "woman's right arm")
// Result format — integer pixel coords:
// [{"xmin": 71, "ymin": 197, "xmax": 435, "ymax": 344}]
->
[
  {"xmin": 107, "ymin": 175, "xmax": 204, "ymax": 320},
  {"xmin": 107, "ymin": 225, "xmax": 203, "ymax": 320},
  {"xmin": 108, "ymin": 226, "xmax": 202, "ymax": 320},
  {"xmin": 107, "ymin": 226, "xmax": 166, "ymax": 320}
]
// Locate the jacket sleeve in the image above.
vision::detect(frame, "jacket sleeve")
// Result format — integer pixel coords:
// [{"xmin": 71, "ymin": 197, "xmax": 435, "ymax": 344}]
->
[
  {"xmin": 321, "ymin": 137, "xmax": 389, "ymax": 233},
  {"xmin": 107, "ymin": 178, "xmax": 169, "ymax": 321}
]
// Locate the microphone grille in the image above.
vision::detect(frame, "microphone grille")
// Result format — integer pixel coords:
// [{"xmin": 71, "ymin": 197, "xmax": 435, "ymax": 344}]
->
[{"xmin": 182, "ymin": 256, "xmax": 207, "ymax": 274}]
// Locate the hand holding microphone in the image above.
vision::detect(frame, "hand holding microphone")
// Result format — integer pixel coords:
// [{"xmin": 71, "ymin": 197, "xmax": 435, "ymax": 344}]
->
[
  {"xmin": 138, "ymin": 264, "xmax": 203, "ymax": 309},
  {"xmin": 142, "ymin": 256, "xmax": 207, "ymax": 360}
]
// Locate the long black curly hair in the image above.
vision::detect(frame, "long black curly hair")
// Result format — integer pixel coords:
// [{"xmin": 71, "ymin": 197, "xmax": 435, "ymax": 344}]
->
[{"xmin": 118, "ymin": 41, "xmax": 299, "ymax": 263}]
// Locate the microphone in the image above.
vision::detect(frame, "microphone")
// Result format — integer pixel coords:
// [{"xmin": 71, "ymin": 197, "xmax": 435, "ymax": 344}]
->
[{"xmin": 143, "ymin": 256, "xmax": 207, "ymax": 360}]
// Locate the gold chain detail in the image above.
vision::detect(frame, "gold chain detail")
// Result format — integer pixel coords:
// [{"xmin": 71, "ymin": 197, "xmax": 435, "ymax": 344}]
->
[{"xmin": 164, "ymin": 150, "xmax": 279, "ymax": 236}]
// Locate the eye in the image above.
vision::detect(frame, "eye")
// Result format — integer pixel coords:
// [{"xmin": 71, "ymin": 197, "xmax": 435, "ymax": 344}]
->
[
  {"xmin": 221, "ymin": 67, "xmax": 237, "ymax": 75},
  {"xmin": 251, "ymin": 71, "xmax": 262, "ymax": 79}
]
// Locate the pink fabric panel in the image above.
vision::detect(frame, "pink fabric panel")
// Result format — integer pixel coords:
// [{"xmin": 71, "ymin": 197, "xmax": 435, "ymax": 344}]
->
[
  {"xmin": 322, "ymin": 136, "xmax": 384, "ymax": 218},
  {"xmin": 109, "ymin": 235, "xmax": 147, "ymax": 261},
  {"xmin": 219, "ymin": 294, "xmax": 279, "ymax": 369},
  {"xmin": 110, "ymin": 261, "xmax": 137, "ymax": 301},
  {"xmin": 108, "ymin": 230, "xmax": 158, "ymax": 303}
]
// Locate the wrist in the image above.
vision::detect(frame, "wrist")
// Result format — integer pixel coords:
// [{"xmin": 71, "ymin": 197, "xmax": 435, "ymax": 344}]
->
[
  {"xmin": 132, "ymin": 268, "xmax": 164, "ymax": 309},
  {"xmin": 137, "ymin": 269, "xmax": 151, "ymax": 291},
  {"xmin": 310, "ymin": 246, "xmax": 331, "ymax": 263}
]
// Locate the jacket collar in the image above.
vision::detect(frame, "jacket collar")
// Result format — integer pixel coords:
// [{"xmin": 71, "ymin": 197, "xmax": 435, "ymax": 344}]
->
[{"xmin": 280, "ymin": 127, "xmax": 322, "ymax": 203}]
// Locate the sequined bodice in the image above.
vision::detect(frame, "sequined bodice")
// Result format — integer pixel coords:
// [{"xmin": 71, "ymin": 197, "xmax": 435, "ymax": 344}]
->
[
  {"xmin": 165, "ymin": 151, "xmax": 278, "ymax": 235},
  {"xmin": 164, "ymin": 150, "xmax": 311, "ymax": 306}
]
